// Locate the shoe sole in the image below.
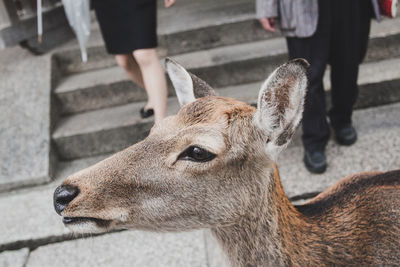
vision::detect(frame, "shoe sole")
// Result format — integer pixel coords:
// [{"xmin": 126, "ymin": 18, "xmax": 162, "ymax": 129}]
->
[
  {"xmin": 304, "ymin": 157, "xmax": 327, "ymax": 174},
  {"xmin": 335, "ymin": 136, "xmax": 357, "ymax": 146}
]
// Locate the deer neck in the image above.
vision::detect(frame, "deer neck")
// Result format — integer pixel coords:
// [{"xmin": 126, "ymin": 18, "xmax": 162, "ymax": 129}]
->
[{"xmin": 211, "ymin": 164, "xmax": 314, "ymax": 267}]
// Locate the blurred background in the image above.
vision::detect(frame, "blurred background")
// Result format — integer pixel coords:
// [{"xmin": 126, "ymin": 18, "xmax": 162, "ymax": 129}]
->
[{"xmin": 0, "ymin": 0, "xmax": 399, "ymax": 266}]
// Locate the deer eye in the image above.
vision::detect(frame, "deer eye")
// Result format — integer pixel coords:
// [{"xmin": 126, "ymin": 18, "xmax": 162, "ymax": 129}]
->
[{"xmin": 178, "ymin": 146, "xmax": 216, "ymax": 162}]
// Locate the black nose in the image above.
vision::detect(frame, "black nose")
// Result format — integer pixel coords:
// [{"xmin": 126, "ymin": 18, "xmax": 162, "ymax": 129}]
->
[{"xmin": 53, "ymin": 185, "xmax": 80, "ymax": 215}]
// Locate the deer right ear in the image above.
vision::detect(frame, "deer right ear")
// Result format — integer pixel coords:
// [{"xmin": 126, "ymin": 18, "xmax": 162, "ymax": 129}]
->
[
  {"xmin": 166, "ymin": 58, "xmax": 216, "ymax": 107},
  {"xmin": 253, "ymin": 59, "xmax": 309, "ymax": 159}
]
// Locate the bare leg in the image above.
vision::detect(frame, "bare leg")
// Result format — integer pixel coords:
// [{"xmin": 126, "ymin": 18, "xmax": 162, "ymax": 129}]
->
[
  {"xmin": 115, "ymin": 54, "xmax": 145, "ymax": 88},
  {"xmin": 133, "ymin": 48, "xmax": 168, "ymax": 123}
]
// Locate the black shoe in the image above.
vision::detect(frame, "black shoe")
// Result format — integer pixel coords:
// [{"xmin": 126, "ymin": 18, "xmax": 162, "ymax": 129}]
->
[
  {"xmin": 334, "ymin": 124, "xmax": 357, "ymax": 146},
  {"xmin": 140, "ymin": 107, "xmax": 154, "ymax": 119},
  {"xmin": 304, "ymin": 150, "xmax": 327, "ymax": 174}
]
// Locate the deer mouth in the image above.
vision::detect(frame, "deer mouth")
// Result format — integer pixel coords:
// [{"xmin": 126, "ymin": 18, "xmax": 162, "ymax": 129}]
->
[{"xmin": 63, "ymin": 216, "xmax": 112, "ymax": 228}]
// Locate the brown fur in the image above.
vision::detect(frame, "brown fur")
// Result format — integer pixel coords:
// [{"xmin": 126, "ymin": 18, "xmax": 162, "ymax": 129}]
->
[
  {"xmin": 189, "ymin": 73, "xmax": 216, "ymax": 98},
  {"xmin": 178, "ymin": 96, "xmax": 255, "ymax": 126},
  {"xmin": 263, "ymin": 76, "xmax": 293, "ymax": 119},
  {"xmin": 56, "ymin": 60, "xmax": 400, "ymax": 266}
]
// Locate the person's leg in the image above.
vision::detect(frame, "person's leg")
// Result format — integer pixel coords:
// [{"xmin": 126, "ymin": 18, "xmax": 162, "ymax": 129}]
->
[
  {"xmin": 287, "ymin": 0, "xmax": 331, "ymax": 154},
  {"xmin": 285, "ymin": 0, "xmax": 332, "ymax": 173},
  {"xmin": 329, "ymin": 0, "xmax": 372, "ymax": 130},
  {"xmin": 287, "ymin": 37, "xmax": 330, "ymax": 153},
  {"xmin": 115, "ymin": 54, "xmax": 145, "ymax": 88},
  {"xmin": 358, "ymin": 0, "xmax": 373, "ymax": 64},
  {"xmin": 133, "ymin": 48, "xmax": 168, "ymax": 123}
]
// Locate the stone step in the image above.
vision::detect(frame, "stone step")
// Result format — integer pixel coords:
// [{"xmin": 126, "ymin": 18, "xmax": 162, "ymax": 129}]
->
[
  {"xmin": 0, "ymin": 47, "xmax": 54, "ymax": 194},
  {"xmin": 178, "ymin": 19, "xmax": 400, "ymax": 89},
  {"xmin": 52, "ymin": 0, "xmax": 275, "ymax": 75},
  {"xmin": 54, "ymin": 19, "xmax": 400, "ymax": 115},
  {"xmin": 55, "ymin": 2, "xmax": 400, "ymax": 76},
  {"xmin": 1, "ymin": 103, "xmax": 399, "ymax": 256},
  {"xmin": 52, "ymin": 57, "xmax": 400, "ymax": 159},
  {"xmin": 54, "ymin": 37, "xmax": 287, "ymax": 115}
]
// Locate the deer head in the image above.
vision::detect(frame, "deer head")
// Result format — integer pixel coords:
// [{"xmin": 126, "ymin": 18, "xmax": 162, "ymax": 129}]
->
[{"xmin": 53, "ymin": 58, "xmax": 308, "ymax": 234}]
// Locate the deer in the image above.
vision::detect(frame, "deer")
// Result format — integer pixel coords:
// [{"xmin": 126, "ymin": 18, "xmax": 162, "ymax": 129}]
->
[{"xmin": 54, "ymin": 58, "xmax": 400, "ymax": 266}]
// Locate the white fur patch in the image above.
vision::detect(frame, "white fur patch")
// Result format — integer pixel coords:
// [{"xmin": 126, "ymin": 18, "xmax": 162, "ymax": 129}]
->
[
  {"xmin": 165, "ymin": 58, "xmax": 195, "ymax": 106},
  {"xmin": 253, "ymin": 70, "xmax": 280, "ymax": 136},
  {"xmin": 265, "ymin": 142, "xmax": 287, "ymax": 161},
  {"xmin": 192, "ymin": 133, "xmax": 225, "ymax": 155},
  {"xmin": 63, "ymin": 208, "xmax": 128, "ymax": 234},
  {"xmin": 66, "ymin": 220, "xmax": 105, "ymax": 234}
]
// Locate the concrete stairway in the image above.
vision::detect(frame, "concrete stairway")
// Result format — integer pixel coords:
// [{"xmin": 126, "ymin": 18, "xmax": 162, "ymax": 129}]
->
[
  {"xmin": 51, "ymin": 9, "xmax": 400, "ymax": 160},
  {"xmin": 1, "ymin": 0, "xmax": 399, "ymax": 265}
]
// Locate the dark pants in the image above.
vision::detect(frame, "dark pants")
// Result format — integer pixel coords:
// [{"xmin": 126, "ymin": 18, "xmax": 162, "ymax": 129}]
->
[{"xmin": 286, "ymin": 0, "xmax": 373, "ymax": 152}]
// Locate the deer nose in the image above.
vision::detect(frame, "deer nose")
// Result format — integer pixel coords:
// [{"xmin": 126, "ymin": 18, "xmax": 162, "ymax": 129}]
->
[{"xmin": 53, "ymin": 185, "xmax": 80, "ymax": 215}]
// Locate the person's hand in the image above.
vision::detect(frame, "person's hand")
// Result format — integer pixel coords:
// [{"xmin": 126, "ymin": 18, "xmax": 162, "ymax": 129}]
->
[
  {"xmin": 259, "ymin": 18, "xmax": 276, "ymax": 32},
  {"xmin": 165, "ymin": 0, "xmax": 176, "ymax": 8}
]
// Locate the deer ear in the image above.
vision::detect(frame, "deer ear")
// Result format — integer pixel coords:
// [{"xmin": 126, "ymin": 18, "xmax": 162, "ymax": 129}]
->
[
  {"xmin": 165, "ymin": 58, "xmax": 216, "ymax": 106},
  {"xmin": 253, "ymin": 59, "xmax": 309, "ymax": 159}
]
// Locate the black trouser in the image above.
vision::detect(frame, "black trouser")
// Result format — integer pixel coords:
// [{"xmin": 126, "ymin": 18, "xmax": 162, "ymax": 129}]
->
[{"xmin": 286, "ymin": 0, "xmax": 373, "ymax": 152}]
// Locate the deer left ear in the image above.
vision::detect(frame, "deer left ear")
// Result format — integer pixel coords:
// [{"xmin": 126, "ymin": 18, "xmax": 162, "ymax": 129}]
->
[
  {"xmin": 253, "ymin": 59, "xmax": 309, "ymax": 159},
  {"xmin": 165, "ymin": 58, "xmax": 216, "ymax": 107}
]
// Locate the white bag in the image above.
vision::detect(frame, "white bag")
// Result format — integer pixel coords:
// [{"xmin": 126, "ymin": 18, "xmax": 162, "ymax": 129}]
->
[{"xmin": 62, "ymin": 0, "xmax": 91, "ymax": 62}]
